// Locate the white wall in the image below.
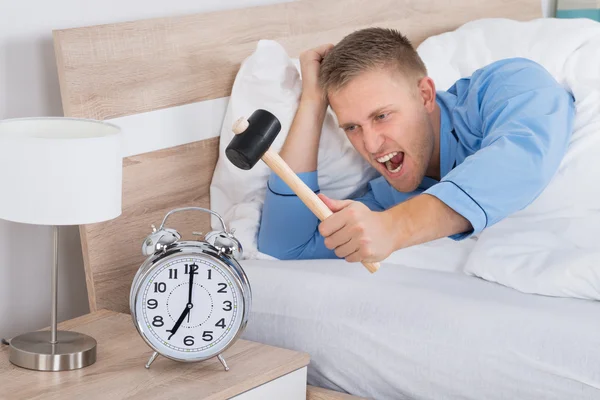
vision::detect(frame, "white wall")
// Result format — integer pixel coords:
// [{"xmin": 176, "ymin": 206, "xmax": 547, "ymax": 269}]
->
[
  {"xmin": 0, "ymin": 0, "xmax": 285, "ymax": 340},
  {"xmin": 0, "ymin": 0, "xmax": 554, "ymax": 339}
]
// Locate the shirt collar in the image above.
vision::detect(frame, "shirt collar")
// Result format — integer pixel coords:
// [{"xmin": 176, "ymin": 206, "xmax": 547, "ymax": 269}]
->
[{"xmin": 435, "ymin": 91, "xmax": 458, "ymax": 179}]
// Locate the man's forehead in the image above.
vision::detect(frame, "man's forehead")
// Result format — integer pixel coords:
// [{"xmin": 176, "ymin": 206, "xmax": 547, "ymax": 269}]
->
[{"xmin": 328, "ymin": 69, "xmax": 412, "ymax": 104}]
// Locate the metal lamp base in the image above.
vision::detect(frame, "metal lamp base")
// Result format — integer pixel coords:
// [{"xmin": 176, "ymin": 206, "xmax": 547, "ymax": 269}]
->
[{"xmin": 9, "ymin": 330, "xmax": 97, "ymax": 371}]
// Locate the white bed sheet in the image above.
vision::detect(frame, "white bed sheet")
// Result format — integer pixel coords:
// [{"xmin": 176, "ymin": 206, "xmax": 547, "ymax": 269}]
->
[{"xmin": 240, "ymin": 259, "xmax": 600, "ymax": 399}]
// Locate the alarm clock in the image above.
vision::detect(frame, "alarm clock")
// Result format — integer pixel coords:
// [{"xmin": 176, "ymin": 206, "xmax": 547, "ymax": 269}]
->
[{"xmin": 130, "ymin": 207, "xmax": 250, "ymax": 371}]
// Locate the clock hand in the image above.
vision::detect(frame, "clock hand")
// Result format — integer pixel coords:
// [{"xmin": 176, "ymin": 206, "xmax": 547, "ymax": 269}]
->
[
  {"xmin": 188, "ymin": 263, "xmax": 195, "ymax": 303},
  {"xmin": 167, "ymin": 266, "xmax": 196, "ymax": 340},
  {"xmin": 188, "ymin": 264, "xmax": 196, "ymax": 323},
  {"xmin": 167, "ymin": 304, "xmax": 191, "ymax": 340}
]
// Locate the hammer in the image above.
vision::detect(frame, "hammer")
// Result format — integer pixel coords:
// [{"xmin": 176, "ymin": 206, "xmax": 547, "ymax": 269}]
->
[{"xmin": 226, "ymin": 109, "xmax": 380, "ymax": 274}]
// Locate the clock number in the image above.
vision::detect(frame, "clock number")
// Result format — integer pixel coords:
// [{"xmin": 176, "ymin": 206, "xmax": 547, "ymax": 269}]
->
[
  {"xmin": 217, "ymin": 283, "xmax": 228, "ymax": 293},
  {"xmin": 202, "ymin": 331, "xmax": 213, "ymax": 342},
  {"xmin": 152, "ymin": 316, "xmax": 164, "ymax": 327},
  {"xmin": 168, "ymin": 269, "xmax": 178, "ymax": 279},
  {"xmin": 154, "ymin": 282, "xmax": 166, "ymax": 293},
  {"xmin": 183, "ymin": 336, "xmax": 195, "ymax": 346},
  {"xmin": 185, "ymin": 263, "xmax": 199, "ymax": 275},
  {"xmin": 207, "ymin": 269, "xmax": 212, "ymax": 280},
  {"xmin": 216, "ymin": 318, "xmax": 226, "ymax": 329},
  {"xmin": 147, "ymin": 299, "xmax": 158, "ymax": 309},
  {"xmin": 223, "ymin": 301, "xmax": 232, "ymax": 311}
]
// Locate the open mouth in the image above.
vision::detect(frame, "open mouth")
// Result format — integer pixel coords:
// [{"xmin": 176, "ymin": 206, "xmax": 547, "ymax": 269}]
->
[{"xmin": 376, "ymin": 151, "xmax": 404, "ymax": 174}]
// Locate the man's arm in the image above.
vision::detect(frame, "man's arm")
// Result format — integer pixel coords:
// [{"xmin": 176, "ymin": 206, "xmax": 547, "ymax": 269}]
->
[
  {"xmin": 279, "ymin": 44, "xmax": 333, "ymax": 172},
  {"xmin": 424, "ymin": 58, "xmax": 576, "ymax": 239},
  {"xmin": 257, "ymin": 44, "xmax": 337, "ymax": 259},
  {"xmin": 389, "ymin": 195, "xmax": 471, "ymax": 248}
]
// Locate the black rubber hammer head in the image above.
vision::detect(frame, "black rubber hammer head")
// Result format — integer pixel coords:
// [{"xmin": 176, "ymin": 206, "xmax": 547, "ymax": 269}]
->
[{"xmin": 226, "ymin": 109, "xmax": 282, "ymax": 170}]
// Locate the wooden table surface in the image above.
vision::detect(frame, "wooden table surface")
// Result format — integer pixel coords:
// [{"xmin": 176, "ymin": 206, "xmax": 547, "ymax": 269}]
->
[{"xmin": 0, "ymin": 310, "xmax": 310, "ymax": 400}]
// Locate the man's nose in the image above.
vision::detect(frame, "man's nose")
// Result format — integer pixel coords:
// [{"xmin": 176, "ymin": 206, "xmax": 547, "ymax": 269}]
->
[{"xmin": 363, "ymin": 126, "xmax": 385, "ymax": 154}]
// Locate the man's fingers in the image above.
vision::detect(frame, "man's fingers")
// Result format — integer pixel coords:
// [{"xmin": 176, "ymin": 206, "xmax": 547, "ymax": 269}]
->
[
  {"xmin": 319, "ymin": 193, "xmax": 352, "ymax": 213},
  {"xmin": 333, "ymin": 239, "xmax": 358, "ymax": 259},
  {"xmin": 324, "ymin": 227, "xmax": 353, "ymax": 251},
  {"xmin": 318, "ymin": 211, "xmax": 347, "ymax": 238},
  {"xmin": 314, "ymin": 43, "xmax": 334, "ymax": 59},
  {"xmin": 344, "ymin": 249, "xmax": 363, "ymax": 263},
  {"xmin": 300, "ymin": 43, "xmax": 334, "ymax": 64},
  {"xmin": 318, "ymin": 197, "xmax": 357, "ymax": 237}
]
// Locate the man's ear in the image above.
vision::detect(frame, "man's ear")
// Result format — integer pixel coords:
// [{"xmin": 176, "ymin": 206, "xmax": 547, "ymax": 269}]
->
[{"xmin": 417, "ymin": 76, "xmax": 436, "ymax": 112}]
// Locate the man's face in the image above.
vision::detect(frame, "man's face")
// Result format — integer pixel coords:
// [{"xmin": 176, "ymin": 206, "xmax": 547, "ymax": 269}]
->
[{"xmin": 328, "ymin": 67, "xmax": 437, "ymax": 192}]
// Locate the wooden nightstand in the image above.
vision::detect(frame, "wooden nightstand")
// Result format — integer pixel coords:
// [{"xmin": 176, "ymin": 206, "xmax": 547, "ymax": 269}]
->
[{"xmin": 0, "ymin": 310, "xmax": 364, "ymax": 399}]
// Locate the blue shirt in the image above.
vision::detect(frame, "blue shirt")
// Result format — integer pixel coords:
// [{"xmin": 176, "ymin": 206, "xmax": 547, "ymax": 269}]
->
[{"xmin": 257, "ymin": 58, "xmax": 576, "ymax": 260}]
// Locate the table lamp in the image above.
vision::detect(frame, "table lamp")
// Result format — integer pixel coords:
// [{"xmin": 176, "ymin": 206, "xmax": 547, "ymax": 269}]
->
[{"xmin": 0, "ymin": 117, "xmax": 122, "ymax": 371}]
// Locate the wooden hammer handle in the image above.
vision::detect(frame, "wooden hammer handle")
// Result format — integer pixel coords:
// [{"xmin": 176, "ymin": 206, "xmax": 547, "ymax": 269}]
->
[{"xmin": 261, "ymin": 149, "xmax": 380, "ymax": 273}]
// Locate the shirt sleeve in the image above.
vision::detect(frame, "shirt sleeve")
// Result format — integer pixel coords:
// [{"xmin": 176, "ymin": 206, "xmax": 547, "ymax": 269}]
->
[
  {"xmin": 425, "ymin": 59, "xmax": 576, "ymax": 240},
  {"xmin": 257, "ymin": 172, "xmax": 384, "ymax": 259}
]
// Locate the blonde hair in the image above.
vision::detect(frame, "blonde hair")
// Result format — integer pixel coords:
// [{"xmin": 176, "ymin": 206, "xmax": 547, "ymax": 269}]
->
[{"xmin": 319, "ymin": 27, "xmax": 427, "ymax": 94}]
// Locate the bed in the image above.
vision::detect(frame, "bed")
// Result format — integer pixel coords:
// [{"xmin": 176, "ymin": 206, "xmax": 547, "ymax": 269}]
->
[{"xmin": 51, "ymin": 0, "xmax": 600, "ymax": 398}]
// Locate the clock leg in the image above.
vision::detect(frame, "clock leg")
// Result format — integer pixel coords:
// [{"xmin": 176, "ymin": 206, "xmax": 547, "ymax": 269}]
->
[
  {"xmin": 145, "ymin": 351, "xmax": 159, "ymax": 369},
  {"xmin": 217, "ymin": 354, "xmax": 230, "ymax": 371}
]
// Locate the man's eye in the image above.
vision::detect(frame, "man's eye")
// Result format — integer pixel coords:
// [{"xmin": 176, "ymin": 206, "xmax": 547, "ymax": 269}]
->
[
  {"xmin": 345, "ymin": 125, "xmax": 357, "ymax": 132},
  {"xmin": 376, "ymin": 113, "xmax": 388, "ymax": 120}
]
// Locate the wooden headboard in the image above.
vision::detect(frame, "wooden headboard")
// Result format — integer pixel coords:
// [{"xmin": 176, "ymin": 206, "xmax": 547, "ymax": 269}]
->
[{"xmin": 53, "ymin": 0, "xmax": 542, "ymax": 315}]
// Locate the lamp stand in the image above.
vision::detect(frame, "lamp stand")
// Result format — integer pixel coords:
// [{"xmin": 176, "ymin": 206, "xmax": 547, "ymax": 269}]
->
[{"xmin": 7, "ymin": 226, "xmax": 97, "ymax": 371}]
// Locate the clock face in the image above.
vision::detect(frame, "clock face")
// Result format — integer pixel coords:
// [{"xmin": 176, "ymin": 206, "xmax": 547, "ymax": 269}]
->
[{"xmin": 134, "ymin": 254, "xmax": 245, "ymax": 361}]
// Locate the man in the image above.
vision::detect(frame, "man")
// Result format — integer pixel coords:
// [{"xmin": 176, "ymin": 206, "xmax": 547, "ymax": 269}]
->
[{"xmin": 257, "ymin": 28, "xmax": 575, "ymax": 264}]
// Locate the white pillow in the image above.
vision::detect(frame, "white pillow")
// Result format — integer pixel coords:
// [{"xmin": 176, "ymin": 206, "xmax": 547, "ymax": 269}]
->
[
  {"xmin": 210, "ymin": 40, "xmax": 377, "ymax": 259},
  {"xmin": 417, "ymin": 17, "xmax": 600, "ymax": 299},
  {"xmin": 417, "ymin": 17, "xmax": 600, "ymax": 92}
]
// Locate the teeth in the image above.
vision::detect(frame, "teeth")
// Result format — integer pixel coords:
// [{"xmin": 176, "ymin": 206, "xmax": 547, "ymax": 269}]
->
[
  {"xmin": 376, "ymin": 151, "xmax": 398, "ymax": 163},
  {"xmin": 385, "ymin": 160, "xmax": 403, "ymax": 173}
]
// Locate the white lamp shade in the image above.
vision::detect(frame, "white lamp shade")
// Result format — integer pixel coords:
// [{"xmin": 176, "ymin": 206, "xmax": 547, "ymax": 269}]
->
[{"xmin": 0, "ymin": 117, "xmax": 123, "ymax": 226}]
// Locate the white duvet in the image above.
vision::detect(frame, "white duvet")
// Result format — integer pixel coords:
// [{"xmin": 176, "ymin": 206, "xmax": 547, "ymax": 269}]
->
[{"xmin": 212, "ymin": 17, "xmax": 600, "ymax": 301}]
